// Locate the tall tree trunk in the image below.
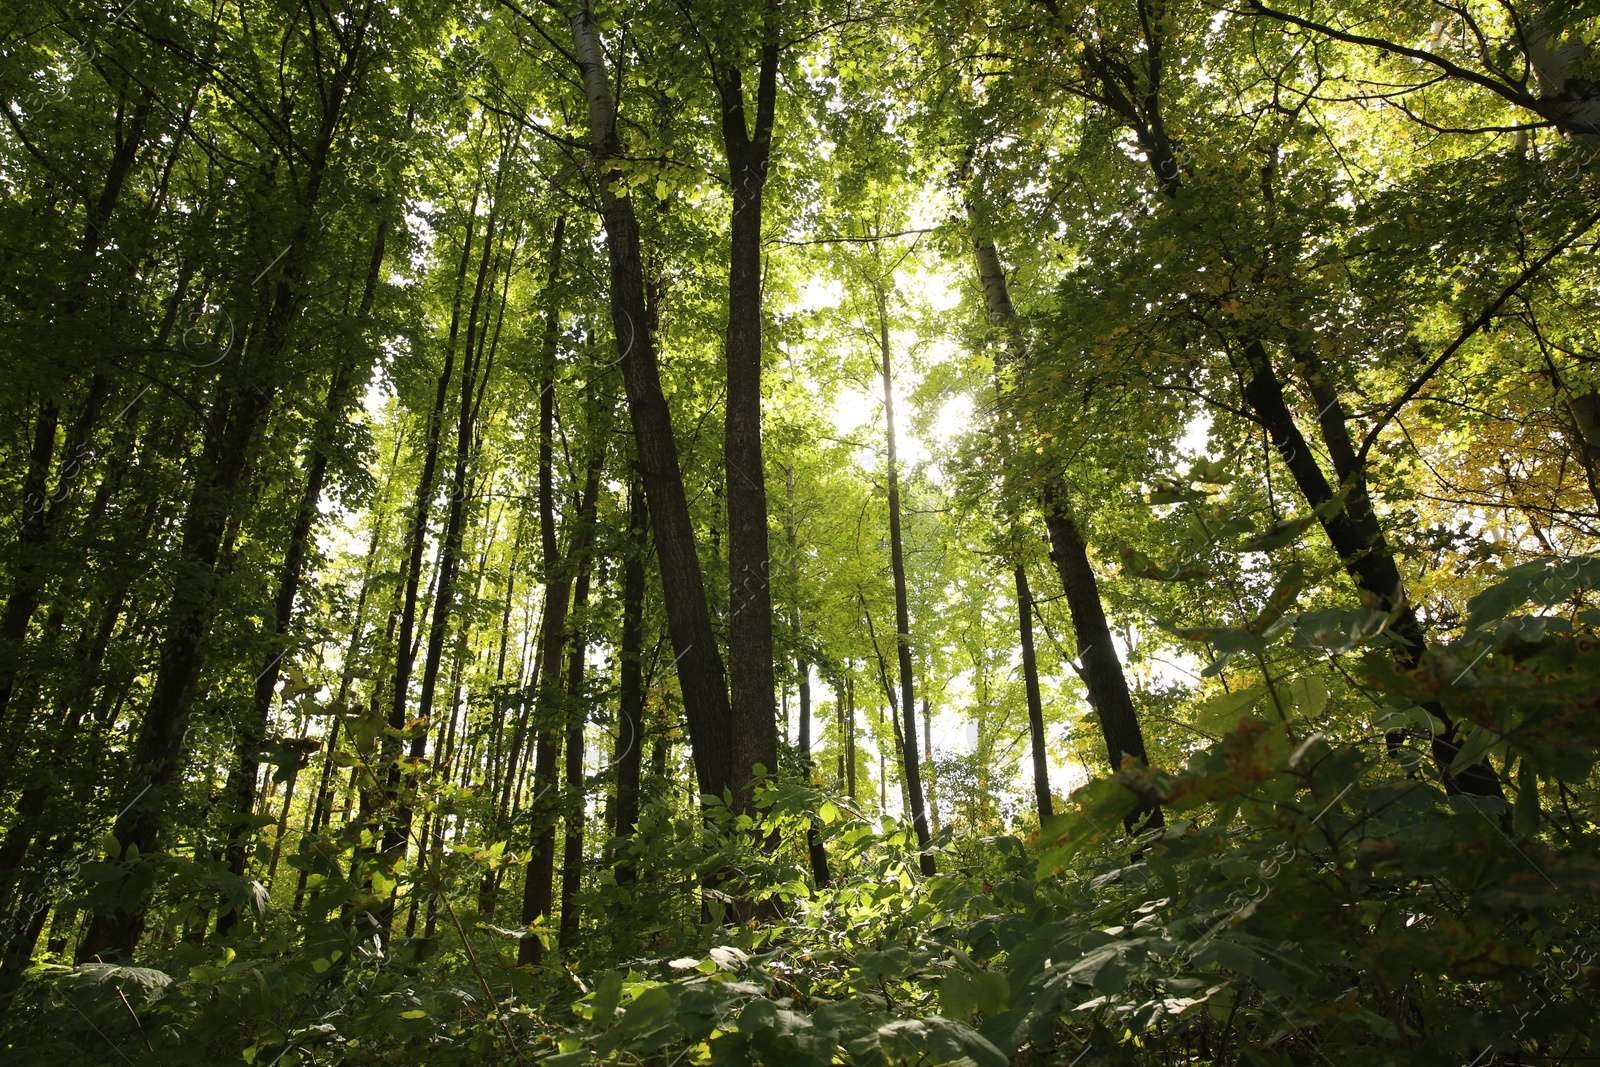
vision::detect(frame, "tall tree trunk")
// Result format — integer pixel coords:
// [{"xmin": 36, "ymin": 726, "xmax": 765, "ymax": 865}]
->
[
  {"xmin": 570, "ymin": 1, "xmax": 735, "ymax": 807},
  {"xmin": 1015, "ymin": 565, "xmax": 1053, "ymax": 823},
  {"xmin": 382, "ymin": 192, "xmax": 509, "ymax": 942},
  {"xmin": 518, "ymin": 220, "xmax": 583, "ymax": 966},
  {"xmin": 75, "ymin": 15, "xmax": 374, "ymax": 960},
  {"xmin": 0, "ymin": 91, "xmax": 155, "ymax": 734},
  {"xmin": 613, "ymin": 477, "xmax": 647, "ymax": 891},
  {"xmin": 1043, "ymin": 506, "xmax": 1164, "ymax": 829},
  {"xmin": 796, "ymin": 660, "xmax": 831, "ymax": 886},
  {"xmin": 217, "ymin": 217, "xmax": 389, "ymax": 936},
  {"xmin": 1074, "ymin": 54, "xmax": 1499, "ymax": 799},
  {"xmin": 844, "ymin": 673, "xmax": 856, "ymax": 802},
  {"xmin": 519, "ymin": 460, "xmax": 599, "ymax": 963},
  {"xmin": 784, "ymin": 466, "xmax": 830, "ymax": 885},
  {"xmin": 382, "ymin": 189, "xmax": 482, "ymax": 897},
  {"xmin": 872, "ymin": 288, "xmax": 934, "ymax": 876},
  {"xmin": 968, "ymin": 230, "xmax": 1158, "ymax": 827},
  {"xmin": 1236, "ymin": 338, "xmax": 1501, "ymax": 797},
  {"xmin": 717, "ymin": 11, "xmax": 782, "ymax": 810},
  {"xmin": 294, "ymin": 428, "xmax": 402, "ymax": 911},
  {"xmin": 558, "ymin": 454, "xmax": 604, "ymax": 952}
]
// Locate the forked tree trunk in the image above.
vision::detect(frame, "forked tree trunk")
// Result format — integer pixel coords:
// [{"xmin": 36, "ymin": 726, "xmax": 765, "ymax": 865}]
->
[{"xmin": 717, "ymin": 11, "xmax": 782, "ymax": 811}]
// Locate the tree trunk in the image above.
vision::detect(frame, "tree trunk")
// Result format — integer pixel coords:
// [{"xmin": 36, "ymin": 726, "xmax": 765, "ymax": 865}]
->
[
  {"xmin": 570, "ymin": 1, "xmax": 735, "ymax": 807},
  {"xmin": 558, "ymin": 460, "xmax": 602, "ymax": 952},
  {"xmin": 784, "ymin": 465, "xmax": 830, "ymax": 885},
  {"xmin": 1236, "ymin": 338, "xmax": 1502, "ymax": 798},
  {"xmin": 613, "ymin": 477, "xmax": 647, "ymax": 891},
  {"xmin": 217, "ymin": 218, "xmax": 389, "ymax": 937},
  {"xmin": 873, "ymin": 288, "xmax": 934, "ymax": 876},
  {"xmin": 519, "ymin": 218, "xmax": 578, "ymax": 967},
  {"xmin": 1015, "ymin": 565, "xmax": 1054, "ymax": 823},
  {"xmin": 382, "ymin": 190, "xmax": 482, "ymax": 897},
  {"xmin": 1043, "ymin": 506, "xmax": 1164, "ymax": 830},
  {"xmin": 75, "ymin": 19, "xmax": 373, "ymax": 958},
  {"xmin": 844, "ymin": 674, "xmax": 856, "ymax": 802},
  {"xmin": 0, "ymin": 91, "xmax": 155, "ymax": 735},
  {"xmin": 796, "ymin": 660, "xmax": 831, "ymax": 886},
  {"xmin": 968, "ymin": 229, "xmax": 1157, "ymax": 826},
  {"xmin": 520, "ymin": 454, "xmax": 600, "ymax": 964},
  {"xmin": 718, "ymin": 17, "xmax": 782, "ymax": 811}
]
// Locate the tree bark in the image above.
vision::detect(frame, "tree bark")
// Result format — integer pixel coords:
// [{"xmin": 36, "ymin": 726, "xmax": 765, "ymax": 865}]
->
[
  {"xmin": 1015, "ymin": 565, "xmax": 1054, "ymax": 823},
  {"xmin": 570, "ymin": 2, "xmax": 735, "ymax": 805},
  {"xmin": 217, "ymin": 218, "xmax": 389, "ymax": 936},
  {"xmin": 873, "ymin": 288, "xmax": 935, "ymax": 876},
  {"xmin": 75, "ymin": 14, "xmax": 374, "ymax": 960},
  {"xmin": 717, "ymin": 11, "xmax": 782, "ymax": 811},
  {"xmin": 558, "ymin": 455, "xmax": 603, "ymax": 952},
  {"xmin": 520, "ymin": 443, "xmax": 601, "ymax": 964},
  {"xmin": 613, "ymin": 477, "xmax": 647, "ymax": 890}
]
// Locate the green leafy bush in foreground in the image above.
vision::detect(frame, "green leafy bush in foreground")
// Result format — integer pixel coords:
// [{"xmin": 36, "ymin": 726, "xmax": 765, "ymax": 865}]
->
[{"xmin": 4, "ymin": 557, "xmax": 1598, "ymax": 1065}]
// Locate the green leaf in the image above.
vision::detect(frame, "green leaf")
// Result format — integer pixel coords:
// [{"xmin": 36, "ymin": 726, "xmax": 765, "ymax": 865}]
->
[
  {"xmin": 1195, "ymin": 686, "xmax": 1262, "ymax": 737},
  {"xmin": 1037, "ymin": 779, "xmax": 1140, "ymax": 875},
  {"xmin": 590, "ymin": 971, "xmax": 624, "ymax": 1028},
  {"xmin": 1283, "ymin": 676, "xmax": 1329, "ymax": 720},
  {"xmin": 1240, "ymin": 513, "xmax": 1317, "ymax": 553},
  {"xmin": 1449, "ymin": 726, "xmax": 1498, "ymax": 776}
]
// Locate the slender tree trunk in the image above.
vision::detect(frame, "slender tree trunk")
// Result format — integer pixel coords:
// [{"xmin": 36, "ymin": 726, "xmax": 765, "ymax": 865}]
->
[
  {"xmin": 558, "ymin": 456, "xmax": 604, "ymax": 952},
  {"xmin": 294, "ymin": 429, "xmax": 401, "ymax": 910},
  {"xmin": 796, "ymin": 660, "xmax": 831, "ymax": 886},
  {"xmin": 784, "ymin": 466, "xmax": 830, "ymax": 885},
  {"xmin": 382, "ymin": 191, "xmax": 482, "ymax": 905},
  {"xmin": 217, "ymin": 218, "xmax": 389, "ymax": 936},
  {"xmin": 1015, "ymin": 565, "xmax": 1053, "ymax": 823},
  {"xmin": 613, "ymin": 478, "xmax": 647, "ymax": 891},
  {"xmin": 844, "ymin": 673, "xmax": 856, "ymax": 802},
  {"xmin": 873, "ymin": 288, "xmax": 934, "ymax": 876},
  {"xmin": 1236, "ymin": 338, "xmax": 1501, "ymax": 798},
  {"xmin": 0, "ymin": 92, "xmax": 155, "ymax": 734},
  {"xmin": 571, "ymin": 2, "xmax": 735, "ymax": 806},
  {"xmin": 75, "ymin": 22, "xmax": 374, "ymax": 958},
  {"xmin": 968, "ymin": 230, "xmax": 1158, "ymax": 827},
  {"xmin": 518, "ymin": 483, "xmax": 593, "ymax": 964}
]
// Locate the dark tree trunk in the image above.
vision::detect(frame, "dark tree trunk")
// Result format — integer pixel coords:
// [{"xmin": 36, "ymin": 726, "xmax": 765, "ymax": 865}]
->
[
  {"xmin": 796, "ymin": 660, "xmax": 831, "ymax": 886},
  {"xmin": 1236, "ymin": 338, "xmax": 1502, "ymax": 798},
  {"xmin": 519, "ymin": 218, "xmax": 577, "ymax": 967},
  {"xmin": 967, "ymin": 229, "xmax": 1157, "ymax": 827},
  {"xmin": 613, "ymin": 478, "xmax": 647, "ymax": 890},
  {"xmin": 717, "ymin": 23, "xmax": 782, "ymax": 810},
  {"xmin": 571, "ymin": 4, "xmax": 735, "ymax": 806},
  {"xmin": 873, "ymin": 288, "xmax": 935, "ymax": 876},
  {"xmin": 75, "ymin": 19, "xmax": 373, "ymax": 959},
  {"xmin": 383, "ymin": 190, "xmax": 482, "ymax": 895},
  {"xmin": 217, "ymin": 218, "xmax": 389, "ymax": 936},
  {"xmin": 1015, "ymin": 565, "xmax": 1054, "ymax": 823},
  {"xmin": 558, "ymin": 453, "xmax": 604, "ymax": 952},
  {"xmin": 784, "ymin": 465, "xmax": 830, "ymax": 885},
  {"xmin": 520, "ymin": 457, "xmax": 600, "ymax": 964},
  {"xmin": 0, "ymin": 91, "xmax": 155, "ymax": 734}
]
